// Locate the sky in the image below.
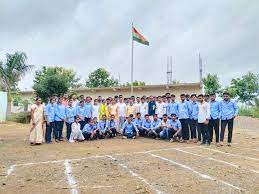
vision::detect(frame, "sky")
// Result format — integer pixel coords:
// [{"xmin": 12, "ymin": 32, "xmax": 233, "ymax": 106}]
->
[{"xmin": 0, "ymin": 0, "xmax": 258, "ymax": 90}]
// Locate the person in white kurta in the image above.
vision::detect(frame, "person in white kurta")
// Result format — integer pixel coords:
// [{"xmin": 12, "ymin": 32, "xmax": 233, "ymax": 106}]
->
[
  {"xmin": 92, "ymin": 99, "xmax": 100, "ymax": 120},
  {"xmin": 69, "ymin": 117, "xmax": 85, "ymax": 143}
]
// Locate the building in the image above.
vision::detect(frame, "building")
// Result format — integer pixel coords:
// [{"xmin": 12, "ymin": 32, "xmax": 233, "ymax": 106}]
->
[{"xmin": 11, "ymin": 82, "xmax": 202, "ymax": 113}]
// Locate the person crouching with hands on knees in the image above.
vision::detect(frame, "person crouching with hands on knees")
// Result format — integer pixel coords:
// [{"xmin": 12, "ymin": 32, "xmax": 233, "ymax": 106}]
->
[{"xmin": 122, "ymin": 114, "xmax": 138, "ymax": 139}]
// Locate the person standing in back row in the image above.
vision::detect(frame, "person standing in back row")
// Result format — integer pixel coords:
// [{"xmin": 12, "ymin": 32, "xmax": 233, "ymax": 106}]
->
[
  {"xmin": 197, "ymin": 94, "xmax": 211, "ymax": 145},
  {"xmin": 220, "ymin": 92, "xmax": 238, "ymax": 146},
  {"xmin": 178, "ymin": 94, "xmax": 191, "ymax": 143}
]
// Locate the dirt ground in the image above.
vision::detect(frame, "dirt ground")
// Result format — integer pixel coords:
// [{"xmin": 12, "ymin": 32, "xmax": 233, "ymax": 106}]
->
[{"xmin": 0, "ymin": 116, "xmax": 258, "ymax": 194}]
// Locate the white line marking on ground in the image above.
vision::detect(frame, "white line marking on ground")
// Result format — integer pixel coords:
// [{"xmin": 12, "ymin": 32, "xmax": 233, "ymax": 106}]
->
[
  {"xmin": 6, "ymin": 165, "xmax": 15, "ymax": 177},
  {"xmin": 7, "ymin": 146, "xmax": 197, "ymax": 167},
  {"xmin": 149, "ymin": 153, "xmax": 243, "ymax": 192},
  {"xmin": 197, "ymin": 147, "xmax": 259, "ymax": 161},
  {"xmin": 107, "ymin": 155, "xmax": 164, "ymax": 194},
  {"xmin": 64, "ymin": 160, "xmax": 78, "ymax": 194},
  {"xmin": 174, "ymin": 148, "xmax": 239, "ymax": 168}
]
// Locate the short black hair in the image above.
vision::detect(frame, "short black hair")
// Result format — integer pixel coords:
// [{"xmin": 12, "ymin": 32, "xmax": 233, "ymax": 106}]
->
[
  {"xmin": 204, "ymin": 94, "xmax": 209, "ymax": 97},
  {"xmin": 198, "ymin": 94, "xmax": 204, "ymax": 98},
  {"xmin": 210, "ymin": 93, "xmax": 216, "ymax": 96},
  {"xmin": 223, "ymin": 91, "xmax": 230, "ymax": 96},
  {"xmin": 190, "ymin": 94, "xmax": 196, "ymax": 97},
  {"xmin": 136, "ymin": 112, "xmax": 141, "ymax": 116},
  {"xmin": 153, "ymin": 114, "xmax": 158, "ymax": 117},
  {"xmin": 171, "ymin": 113, "xmax": 177, "ymax": 117},
  {"xmin": 171, "ymin": 94, "xmax": 175, "ymax": 97},
  {"xmin": 145, "ymin": 114, "xmax": 149, "ymax": 117},
  {"xmin": 163, "ymin": 114, "xmax": 167, "ymax": 117},
  {"xmin": 129, "ymin": 114, "xmax": 134, "ymax": 118},
  {"xmin": 180, "ymin": 94, "xmax": 185, "ymax": 97}
]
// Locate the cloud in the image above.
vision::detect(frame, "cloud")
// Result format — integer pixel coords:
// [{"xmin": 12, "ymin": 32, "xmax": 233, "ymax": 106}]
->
[{"xmin": 0, "ymin": 0, "xmax": 258, "ymax": 90}]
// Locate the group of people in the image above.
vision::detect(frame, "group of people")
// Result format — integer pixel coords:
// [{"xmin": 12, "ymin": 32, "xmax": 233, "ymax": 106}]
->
[{"xmin": 29, "ymin": 91, "xmax": 238, "ymax": 146}]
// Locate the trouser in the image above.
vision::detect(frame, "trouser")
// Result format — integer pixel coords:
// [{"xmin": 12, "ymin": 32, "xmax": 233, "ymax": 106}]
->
[
  {"xmin": 54, "ymin": 121, "xmax": 64, "ymax": 140},
  {"xmin": 159, "ymin": 128, "xmax": 172, "ymax": 140},
  {"xmin": 82, "ymin": 132, "xmax": 93, "ymax": 140},
  {"xmin": 198, "ymin": 123, "xmax": 210, "ymax": 144},
  {"xmin": 45, "ymin": 122, "xmax": 55, "ymax": 143},
  {"xmin": 85, "ymin": 117, "xmax": 91, "ymax": 124},
  {"xmin": 220, "ymin": 118, "xmax": 234, "ymax": 143},
  {"xmin": 179, "ymin": 119, "xmax": 190, "ymax": 140},
  {"xmin": 123, "ymin": 132, "xmax": 137, "ymax": 139},
  {"xmin": 66, "ymin": 122, "xmax": 72, "ymax": 140},
  {"xmin": 79, "ymin": 121, "xmax": 86, "ymax": 130},
  {"xmin": 118, "ymin": 116, "xmax": 126, "ymax": 132},
  {"xmin": 138, "ymin": 127, "xmax": 146, "ymax": 136},
  {"xmin": 190, "ymin": 119, "xmax": 200, "ymax": 139},
  {"xmin": 109, "ymin": 127, "xmax": 117, "ymax": 137},
  {"xmin": 208, "ymin": 118, "xmax": 220, "ymax": 143},
  {"xmin": 148, "ymin": 128, "xmax": 162, "ymax": 138}
]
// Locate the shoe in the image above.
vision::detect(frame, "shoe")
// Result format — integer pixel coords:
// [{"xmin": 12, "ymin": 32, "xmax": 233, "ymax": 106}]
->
[
  {"xmin": 227, "ymin": 143, "xmax": 231, "ymax": 147},
  {"xmin": 200, "ymin": 142, "xmax": 206, "ymax": 145},
  {"xmin": 55, "ymin": 139, "xmax": 59, "ymax": 142},
  {"xmin": 122, "ymin": 136, "xmax": 127, "ymax": 139},
  {"xmin": 45, "ymin": 141, "xmax": 52, "ymax": 144},
  {"xmin": 59, "ymin": 138, "xmax": 64, "ymax": 141},
  {"xmin": 216, "ymin": 143, "xmax": 220, "ymax": 147},
  {"xmin": 132, "ymin": 136, "xmax": 136, "ymax": 139},
  {"xmin": 220, "ymin": 142, "xmax": 224, "ymax": 146}
]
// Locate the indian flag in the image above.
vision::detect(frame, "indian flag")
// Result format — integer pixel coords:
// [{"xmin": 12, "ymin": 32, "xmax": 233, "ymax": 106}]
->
[{"xmin": 132, "ymin": 27, "xmax": 149, "ymax": 46}]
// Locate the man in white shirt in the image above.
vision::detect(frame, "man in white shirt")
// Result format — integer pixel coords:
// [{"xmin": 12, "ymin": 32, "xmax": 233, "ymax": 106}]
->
[
  {"xmin": 117, "ymin": 96, "xmax": 127, "ymax": 132},
  {"xmin": 139, "ymin": 97, "xmax": 148, "ymax": 119},
  {"xmin": 92, "ymin": 99, "xmax": 100, "ymax": 120},
  {"xmin": 197, "ymin": 94, "xmax": 211, "ymax": 145},
  {"xmin": 156, "ymin": 96, "xmax": 165, "ymax": 119},
  {"xmin": 134, "ymin": 97, "xmax": 141, "ymax": 113}
]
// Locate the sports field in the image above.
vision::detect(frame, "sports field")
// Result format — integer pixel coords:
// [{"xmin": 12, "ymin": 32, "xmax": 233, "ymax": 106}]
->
[{"xmin": 0, "ymin": 116, "xmax": 258, "ymax": 194}]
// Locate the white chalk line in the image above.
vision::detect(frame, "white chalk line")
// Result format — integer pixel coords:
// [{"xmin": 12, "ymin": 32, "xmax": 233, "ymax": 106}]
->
[
  {"xmin": 195, "ymin": 147, "xmax": 259, "ymax": 161},
  {"xmin": 107, "ymin": 155, "xmax": 164, "ymax": 194},
  {"xmin": 148, "ymin": 153, "xmax": 243, "ymax": 192},
  {"xmin": 6, "ymin": 165, "xmax": 15, "ymax": 177},
  {"xmin": 64, "ymin": 160, "xmax": 78, "ymax": 194},
  {"xmin": 4, "ymin": 146, "xmax": 197, "ymax": 176}
]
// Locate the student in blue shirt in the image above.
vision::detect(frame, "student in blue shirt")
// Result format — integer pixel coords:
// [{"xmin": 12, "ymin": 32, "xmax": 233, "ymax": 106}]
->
[
  {"xmin": 148, "ymin": 96, "xmax": 156, "ymax": 116},
  {"xmin": 107, "ymin": 114, "xmax": 117, "ymax": 137},
  {"xmin": 169, "ymin": 113, "xmax": 182, "ymax": 142},
  {"xmin": 167, "ymin": 94, "xmax": 179, "ymax": 118},
  {"xmin": 76, "ymin": 100, "xmax": 86, "ymax": 130},
  {"xmin": 209, "ymin": 93, "xmax": 221, "ymax": 145},
  {"xmin": 220, "ymin": 92, "xmax": 238, "ymax": 146},
  {"xmin": 97, "ymin": 115, "xmax": 110, "ymax": 139},
  {"xmin": 122, "ymin": 115, "xmax": 137, "ymax": 139},
  {"xmin": 45, "ymin": 97, "xmax": 56, "ymax": 143},
  {"xmin": 141, "ymin": 114, "xmax": 152, "ymax": 137},
  {"xmin": 133, "ymin": 113, "xmax": 143, "ymax": 136},
  {"xmin": 84, "ymin": 96, "xmax": 93, "ymax": 124},
  {"xmin": 148, "ymin": 114, "xmax": 162, "ymax": 138},
  {"xmin": 189, "ymin": 94, "xmax": 200, "ymax": 142},
  {"xmin": 82, "ymin": 117, "xmax": 97, "ymax": 140},
  {"xmin": 65, "ymin": 99, "xmax": 77, "ymax": 140},
  {"xmin": 54, "ymin": 96, "xmax": 66, "ymax": 141},
  {"xmin": 159, "ymin": 114, "xmax": 171, "ymax": 140},
  {"xmin": 178, "ymin": 94, "xmax": 191, "ymax": 142}
]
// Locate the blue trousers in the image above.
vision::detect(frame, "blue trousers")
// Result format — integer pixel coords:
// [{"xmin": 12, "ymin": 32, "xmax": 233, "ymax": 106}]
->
[
  {"xmin": 45, "ymin": 122, "xmax": 55, "ymax": 143},
  {"xmin": 159, "ymin": 128, "xmax": 172, "ymax": 140},
  {"xmin": 123, "ymin": 132, "xmax": 137, "ymax": 139},
  {"xmin": 54, "ymin": 121, "xmax": 64, "ymax": 140}
]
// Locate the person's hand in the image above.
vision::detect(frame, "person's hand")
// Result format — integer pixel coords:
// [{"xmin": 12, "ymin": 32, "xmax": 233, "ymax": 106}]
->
[
  {"xmin": 32, "ymin": 122, "xmax": 36, "ymax": 126},
  {"xmin": 47, "ymin": 122, "xmax": 50, "ymax": 126},
  {"xmin": 204, "ymin": 119, "xmax": 209, "ymax": 125}
]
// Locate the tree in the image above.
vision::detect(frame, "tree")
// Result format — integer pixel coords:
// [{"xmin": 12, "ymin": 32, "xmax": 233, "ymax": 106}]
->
[
  {"xmin": 0, "ymin": 52, "xmax": 33, "ymax": 115},
  {"xmin": 203, "ymin": 73, "xmax": 221, "ymax": 95},
  {"xmin": 122, "ymin": 80, "xmax": 146, "ymax": 87},
  {"xmin": 227, "ymin": 72, "xmax": 259, "ymax": 104},
  {"xmin": 0, "ymin": 52, "xmax": 33, "ymax": 94},
  {"xmin": 85, "ymin": 68, "xmax": 119, "ymax": 88},
  {"xmin": 33, "ymin": 66, "xmax": 80, "ymax": 101}
]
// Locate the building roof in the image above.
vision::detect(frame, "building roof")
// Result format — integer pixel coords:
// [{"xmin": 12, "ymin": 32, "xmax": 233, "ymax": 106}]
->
[{"xmin": 17, "ymin": 82, "xmax": 201, "ymax": 95}]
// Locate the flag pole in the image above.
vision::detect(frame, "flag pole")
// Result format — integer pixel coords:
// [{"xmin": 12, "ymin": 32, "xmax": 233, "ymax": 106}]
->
[{"xmin": 131, "ymin": 22, "xmax": 134, "ymax": 95}]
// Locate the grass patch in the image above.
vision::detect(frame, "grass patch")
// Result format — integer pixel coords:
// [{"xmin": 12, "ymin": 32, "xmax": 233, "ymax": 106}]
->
[
  {"xmin": 7, "ymin": 112, "xmax": 31, "ymax": 123},
  {"xmin": 238, "ymin": 106, "xmax": 259, "ymax": 118}
]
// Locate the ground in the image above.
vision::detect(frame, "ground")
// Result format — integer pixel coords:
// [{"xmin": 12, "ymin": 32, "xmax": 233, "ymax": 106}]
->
[{"xmin": 0, "ymin": 116, "xmax": 258, "ymax": 194}]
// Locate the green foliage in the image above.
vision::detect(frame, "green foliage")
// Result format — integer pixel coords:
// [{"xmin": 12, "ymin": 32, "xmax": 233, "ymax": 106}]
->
[
  {"xmin": 122, "ymin": 80, "xmax": 146, "ymax": 87},
  {"xmin": 0, "ymin": 52, "xmax": 33, "ymax": 100},
  {"xmin": 85, "ymin": 68, "xmax": 119, "ymax": 88},
  {"xmin": 202, "ymin": 73, "xmax": 221, "ymax": 95},
  {"xmin": 226, "ymin": 72, "xmax": 259, "ymax": 104},
  {"xmin": 33, "ymin": 66, "xmax": 80, "ymax": 101},
  {"xmin": 238, "ymin": 105, "xmax": 259, "ymax": 118},
  {"xmin": 7, "ymin": 112, "xmax": 31, "ymax": 123}
]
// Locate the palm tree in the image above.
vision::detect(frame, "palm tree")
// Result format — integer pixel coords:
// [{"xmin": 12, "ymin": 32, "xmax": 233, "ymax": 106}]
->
[{"xmin": 0, "ymin": 52, "xmax": 33, "ymax": 114}]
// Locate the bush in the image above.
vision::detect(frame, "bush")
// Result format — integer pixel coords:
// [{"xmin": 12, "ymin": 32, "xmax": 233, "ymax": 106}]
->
[
  {"xmin": 7, "ymin": 112, "xmax": 31, "ymax": 123},
  {"xmin": 238, "ymin": 106, "xmax": 259, "ymax": 118}
]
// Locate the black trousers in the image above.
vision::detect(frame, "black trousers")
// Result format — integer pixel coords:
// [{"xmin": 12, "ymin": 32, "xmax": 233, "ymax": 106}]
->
[
  {"xmin": 208, "ymin": 118, "xmax": 220, "ymax": 143},
  {"xmin": 220, "ymin": 118, "xmax": 234, "ymax": 143},
  {"xmin": 79, "ymin": 121, "xmax": 86, "ymax": 130},
  {"xmin": 82, "ymin": 132, "xmax": 93, "ymax": 140},
  {"xmin": 190, "ymin": 119, "xmax": 200, "ymax": 140},
  {"xmin": 54, "ymin": 121, "xmax": 64, "ymax": 140},
  {"xmin": 179, "ymin": 119, "xmax": 190, "ymax": 140},
  {"xmin": 148, "ymin": 128, "xmax": 162, "ymax": 138},
  {"xmin": 45, "ymin": 122, "xmax": 55, "ymax": 143},
  {"xmin": 66, "ymin": 122, "xmax": 72, "ymax": 140},
  {"xmin": 198, "ymin": 123, "xmax": 210, "ymax": 144}
]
